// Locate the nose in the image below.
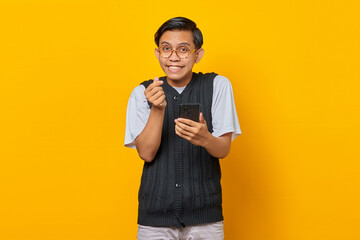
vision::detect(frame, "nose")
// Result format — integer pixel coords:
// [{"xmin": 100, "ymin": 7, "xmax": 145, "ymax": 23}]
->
[{"xmin": 168, "ymin": 50, "xmax": 180, "ymax": 61}]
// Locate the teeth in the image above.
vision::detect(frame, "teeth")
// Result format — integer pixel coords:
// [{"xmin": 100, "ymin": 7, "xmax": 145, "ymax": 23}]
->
[{"xmin": 168, "ymin": 66, "xmax": 182, "ymax": 70}]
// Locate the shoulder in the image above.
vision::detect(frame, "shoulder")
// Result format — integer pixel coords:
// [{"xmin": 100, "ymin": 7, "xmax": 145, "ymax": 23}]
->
[
  {"xmin": 194, "ymin": 72, "xmax": 219, "ymax": 89},
  {"xmin": 130, "ymin": 85, "xmax": 146, "ymax": 102},
  {"xmin": 214, "ymin": 74, "xmax": 231, "ymax": 84},
  {"xmin": 140, "ymin": 79, "xmax": 153, "ymax": 89},
  {"xmin": 196, "ymin": 72, "xmax": 218, "ymax": 79},
  {"xmin": 214, "ymin": 74, "xmax": 232, "ymax": 90},
  {"xmin": 196, "ymin": 72, "xmax": 230, "ymax": 84}
]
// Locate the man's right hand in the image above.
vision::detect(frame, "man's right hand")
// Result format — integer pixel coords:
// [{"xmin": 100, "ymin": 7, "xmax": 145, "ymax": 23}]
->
[
  {"xmin": 136, "ymin": 77, "xmax": 166, "ymax": 162},
  {"xmin": 144, "ymin": 77, "xmax": 167, "ymax": 110}
]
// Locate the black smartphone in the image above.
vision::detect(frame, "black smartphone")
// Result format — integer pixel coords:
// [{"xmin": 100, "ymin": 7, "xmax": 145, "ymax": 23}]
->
[{"xmin": 179, "ymin": 103, "xmax": 200, "ymax": 122}]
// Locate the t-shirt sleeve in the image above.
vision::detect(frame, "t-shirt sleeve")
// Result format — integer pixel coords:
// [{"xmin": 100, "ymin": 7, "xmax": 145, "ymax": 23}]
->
[
  {"xmin": 211, "ymin": 75, "xmax": 242, "ymax": 141},
  {"xmin": 124, "ymin": 85, "xmax": 150, "ymax": 149}
]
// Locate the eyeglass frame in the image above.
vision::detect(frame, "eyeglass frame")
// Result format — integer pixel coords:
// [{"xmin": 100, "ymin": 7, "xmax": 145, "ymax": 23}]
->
[{"xmin": 156, "ymin": 45, "xmax": 198, "ymax": 59}]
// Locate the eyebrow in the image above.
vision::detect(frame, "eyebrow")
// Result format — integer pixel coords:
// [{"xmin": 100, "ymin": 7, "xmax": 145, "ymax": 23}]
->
[{"xmin": 160, "ymin": 41, "xmax": 191, "ymax": 46}]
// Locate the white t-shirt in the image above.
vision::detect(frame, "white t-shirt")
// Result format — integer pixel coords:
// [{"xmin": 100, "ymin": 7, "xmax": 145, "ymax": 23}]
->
[{"xmin": 124, "ymin": 74, "xmax": 242, "ymax": 149}]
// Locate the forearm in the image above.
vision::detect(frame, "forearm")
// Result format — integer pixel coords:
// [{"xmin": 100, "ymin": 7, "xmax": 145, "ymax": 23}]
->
[
  {"xmin": 202, "ymin": 132, "xmax": 232, "ymax": 159},
  {"xmin": 135, "ymin": 107, "xmax": 165, "ymax": 162}
]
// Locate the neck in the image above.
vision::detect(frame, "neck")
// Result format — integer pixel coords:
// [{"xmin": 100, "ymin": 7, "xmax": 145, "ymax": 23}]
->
[{"xmin": 166, "ymin": 72, "xmax": 193, "ymax": 87}]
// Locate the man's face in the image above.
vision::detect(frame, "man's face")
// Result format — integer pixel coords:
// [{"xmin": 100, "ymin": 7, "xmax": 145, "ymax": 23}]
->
[{"xmin": 155, "ymin": 30, "xmax": 204, "ymax": 87}]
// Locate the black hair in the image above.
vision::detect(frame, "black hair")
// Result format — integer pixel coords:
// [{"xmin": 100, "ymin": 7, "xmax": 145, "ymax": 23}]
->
[{"xmin": 154, "ymin": 17, "xmax": 203, "ymax": 49}]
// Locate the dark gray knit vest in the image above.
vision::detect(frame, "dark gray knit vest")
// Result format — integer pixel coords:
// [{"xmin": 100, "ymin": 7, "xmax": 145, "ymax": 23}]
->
[{"xmin": 138, "ymin": 72, "xmax": 223, "ymax": 227}]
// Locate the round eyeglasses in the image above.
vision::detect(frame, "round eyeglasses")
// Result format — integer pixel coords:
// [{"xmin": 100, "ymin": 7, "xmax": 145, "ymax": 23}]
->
[{"xmin": 157, "ymin": 44, "xmax": 197, "ymax": 59}]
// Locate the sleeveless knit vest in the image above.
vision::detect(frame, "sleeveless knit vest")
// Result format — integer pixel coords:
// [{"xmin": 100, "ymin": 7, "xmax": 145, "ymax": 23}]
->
[{"xmin": 138, "ymin": 72, "xmax": 223, "ymax": 227}]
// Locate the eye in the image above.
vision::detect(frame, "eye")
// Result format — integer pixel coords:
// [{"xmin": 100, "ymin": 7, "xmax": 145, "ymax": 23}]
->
[
  {"xmin": 178, "ymin": 47, "xmax": 190, "ymax": 52},
  {"xmin": 161, "ymin": 45, "xmax": 171, "ymax": 51}
]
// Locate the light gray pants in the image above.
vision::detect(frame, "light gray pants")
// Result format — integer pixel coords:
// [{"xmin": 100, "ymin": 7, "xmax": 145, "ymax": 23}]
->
[{"xmin": 137, "ymin": 221, "xmax": 224, "ymax": 240}]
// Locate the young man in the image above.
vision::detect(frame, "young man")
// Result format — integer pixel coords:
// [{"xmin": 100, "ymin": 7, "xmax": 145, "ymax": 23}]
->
[{"xmin": 125, "ymin": 17, "xmax": 241, "ymax": 240}]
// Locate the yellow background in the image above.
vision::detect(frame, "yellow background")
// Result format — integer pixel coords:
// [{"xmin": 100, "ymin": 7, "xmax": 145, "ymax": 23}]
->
[{"xmin": 1, "ymin": 0, "xmax": 359, "ymax": 239}]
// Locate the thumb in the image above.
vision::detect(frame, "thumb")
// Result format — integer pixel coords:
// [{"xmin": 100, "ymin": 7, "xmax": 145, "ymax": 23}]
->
[
  {"xmin": 153, "ymin": 77, "xmax": 163, "ymax": 85},
  {"xmin": 199, "ymin": 112, "xmax": 206, "ymax": 123}
]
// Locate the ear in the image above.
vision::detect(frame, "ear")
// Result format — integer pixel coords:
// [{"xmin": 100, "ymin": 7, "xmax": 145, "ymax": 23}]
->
[
  {"xmin": 155, "ymin": 48, "xmax": 160, "ymax": 61},
  {"xmin": 195, "ymin": 48, "xmax": 205, "ymax": 64}
]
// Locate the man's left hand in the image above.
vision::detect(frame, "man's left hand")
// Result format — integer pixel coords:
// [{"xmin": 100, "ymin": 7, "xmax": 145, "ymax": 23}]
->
[{"xmin": 174, "ymin": 112, "xmax": 211, "ymax": 147}]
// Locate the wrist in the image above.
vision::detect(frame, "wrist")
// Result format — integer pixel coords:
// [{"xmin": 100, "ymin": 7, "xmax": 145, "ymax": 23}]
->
[
  {"xmin": 202, "ymin": 131, "xmax": 214, "ymax": 148},
  {"xmin": 151, "ymin": 106, "xmax": 166, "ymax": 114}
]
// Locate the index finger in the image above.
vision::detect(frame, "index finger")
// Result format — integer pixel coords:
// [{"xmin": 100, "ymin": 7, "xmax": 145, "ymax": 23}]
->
[
  {"xmin": 176, "ymin": 117, "xmax": 198, "ymax": 126},
  {"xmin": 146, "ymin": 78, "xmax": 163, "ymax": 91},
  {"xmin": 150, "ymin": 77, "xmax": 163, "ymax": 86}
]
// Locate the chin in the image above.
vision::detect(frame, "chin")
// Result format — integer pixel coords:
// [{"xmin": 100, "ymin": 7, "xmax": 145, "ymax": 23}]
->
[
  {"xmin": 164, "ymin": 69, "xmax": 190, "ymax": 79},
  {"xmin": 165, "ymin": 72, "xmax": 185, "ymax": 80}
]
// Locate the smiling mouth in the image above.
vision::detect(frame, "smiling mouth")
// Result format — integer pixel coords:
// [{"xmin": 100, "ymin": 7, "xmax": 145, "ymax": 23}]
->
[{"xmin": 167, "ymin": 65, "xmax": 184, "ymax": 71}]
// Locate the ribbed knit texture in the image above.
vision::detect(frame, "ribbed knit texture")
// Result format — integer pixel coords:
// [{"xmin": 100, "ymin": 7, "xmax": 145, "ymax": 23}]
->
[{"xmin": 138, "ymin": 72, "xmax": 223, "ymax": 227}]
